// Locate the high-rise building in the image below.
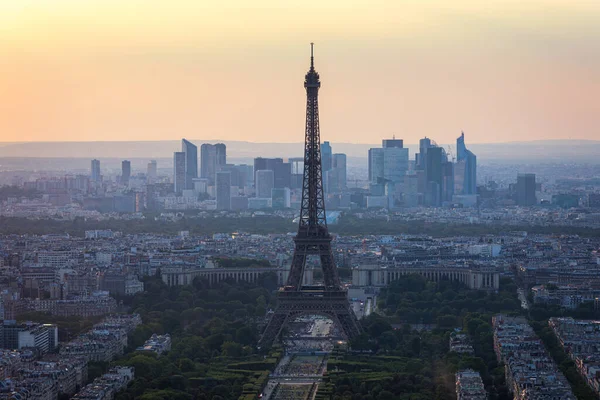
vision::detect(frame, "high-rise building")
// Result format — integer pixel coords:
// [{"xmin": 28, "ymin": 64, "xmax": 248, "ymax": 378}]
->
[
  {"xmin": 216, "ymin": 171, "xmax": 231, "ymax": 210},
  {"xmin": 333, "ymin": 154, "xmax": 346, "ymax": 189},
  {"xmin": 516, "ymin": 173, "xmax": 536, "ymax": 206},
  {"xmin": 182, "ymin": 139, "xmax": 198, "ymax": 190},
  {"xmin": 200, "ymin": 143, "xmax": 227, "ymax": 185},
  {"xmin": 215, "ymin": 143, "xmax": 226, "ymax": 166},
  {"xmin": 255, "ymin": 169, "xmax": 274, "ymax": 198},
  {"xmin": 425, "ymin": 146, "xmax": 443, "ymax": 206},
  {"xmin": 442, "ymin": 160, "xmax": 454, "ymax": 203},
  {"xmin": 455, "ymin": 132, "xmax": 477, "ymax": 195},
  {"xmin": 121, "ymin": 160, "xmax": 131, "ymax": 186},
  {"xmin": 289, "ymin": 157, "xmax": 304, "ymax": 189},
  {"xmin": 217, "ymin": 164, "xmax": 253, "ymax": 190},
  {"xmin": 253, "ymin": 157, "xmax": 291, "ymax": 189},
  {"xmin": 173, "ymin": 152, "xmax": 186, "ymax": 195},
  {"xmin": 321, "ymin": 141, "xmax": 332, "ymax": 172},
  {"xmin": 147, "ymin": 160, "xmax": 157, "ymax": 184},
  {"xmin": 236, "ymin": 164, "xmax": 254, "ymax": 188},
  {"xmin": 368, "ymin": 139, "xmax": 409, "ymax": 184},
  {"xmin": 326, "ymin": 153, "xmax": 347, "ymax": 193},
  {"xmin": 416, "ymin": 137, "xmax": 432, "ymax": 170},
  {"xmin": 91, "ymin": 159, "xmax": 101, "ymax": 182},
  {"xmin": 368, "ymin": 148, "xmax": 383, "ymax": 183}
]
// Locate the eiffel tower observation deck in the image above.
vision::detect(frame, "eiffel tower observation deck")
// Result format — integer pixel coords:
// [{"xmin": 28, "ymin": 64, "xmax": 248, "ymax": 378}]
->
[{"xmin": 258, "ymin": 44, "xmax": 362, "ymax": 349}]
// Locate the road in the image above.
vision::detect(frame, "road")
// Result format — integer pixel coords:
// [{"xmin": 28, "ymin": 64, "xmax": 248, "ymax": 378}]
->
[{"xmin": 263, "ymin": 318, "xmax": 334, "ymax": 400}]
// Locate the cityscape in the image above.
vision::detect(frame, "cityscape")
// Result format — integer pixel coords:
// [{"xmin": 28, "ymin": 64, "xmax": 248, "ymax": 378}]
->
[{"xmin": 2, "ymin": 1, "xmax": 600, "ymax": 400}]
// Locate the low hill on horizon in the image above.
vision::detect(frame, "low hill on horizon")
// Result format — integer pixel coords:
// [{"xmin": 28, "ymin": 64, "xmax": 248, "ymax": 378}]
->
[{"xmin": 0, "ymin": 139, "xmax": 599, "ymax": 163}]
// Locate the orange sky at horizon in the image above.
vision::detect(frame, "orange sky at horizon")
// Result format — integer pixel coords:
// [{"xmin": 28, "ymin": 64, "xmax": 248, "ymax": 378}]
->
[{"xmin": 1, "ymin": 0, "xmax": 599, "ymax": 144}]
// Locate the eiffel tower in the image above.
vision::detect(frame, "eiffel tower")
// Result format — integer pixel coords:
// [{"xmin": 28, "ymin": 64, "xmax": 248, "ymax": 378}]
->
[{"xmin": 258, "ymin": 44, "xmax": 362, "ymax": 348}]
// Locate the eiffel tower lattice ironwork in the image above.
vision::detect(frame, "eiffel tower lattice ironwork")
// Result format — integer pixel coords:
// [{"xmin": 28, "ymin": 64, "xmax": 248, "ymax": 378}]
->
[{"xmin": 258, "ymin": 44, "xmax": 362, "ymax": 348}]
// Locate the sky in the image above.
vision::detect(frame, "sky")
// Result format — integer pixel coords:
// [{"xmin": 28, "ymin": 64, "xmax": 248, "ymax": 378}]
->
[{"xmin": 1, "ymin": 0, "xmax": 599, "ymax": 145}]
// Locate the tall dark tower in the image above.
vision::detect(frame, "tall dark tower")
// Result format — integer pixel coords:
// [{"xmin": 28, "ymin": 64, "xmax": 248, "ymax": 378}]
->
[{"xmin": 258, "ymin": 44, "xmax": 362, "ymax": 348}]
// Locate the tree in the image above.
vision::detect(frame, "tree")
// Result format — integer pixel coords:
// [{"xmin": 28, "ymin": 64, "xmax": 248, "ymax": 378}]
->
[{"xmin": 221, "ymin": 341, "xmax": 243, "ymax": 358}]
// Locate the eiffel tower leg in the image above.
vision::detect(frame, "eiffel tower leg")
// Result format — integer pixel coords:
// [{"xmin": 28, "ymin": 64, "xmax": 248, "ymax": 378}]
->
[
  {"xmin": 286, "ymin": 243, "xmax": 307, "ymax": 289},
  {"xmin": 336, "ymin": 310, "xmax": 362, "ymax": 340},
  {"xmin": 258, "ymin": 312, "xmax": 288, "ymax": 349},
  {"xmin": 319, "ymin": 249, "xmax": 340, "ymax": 289}
]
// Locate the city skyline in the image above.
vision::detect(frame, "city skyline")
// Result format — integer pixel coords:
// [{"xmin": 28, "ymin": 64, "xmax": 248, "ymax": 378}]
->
[
  {"xmin": 2, "ymin": 4, "xmax": 600, "ymax": 400},
  {"xmin": 2, "ymin": 1, "xmax": 599, "ymax": 144}
]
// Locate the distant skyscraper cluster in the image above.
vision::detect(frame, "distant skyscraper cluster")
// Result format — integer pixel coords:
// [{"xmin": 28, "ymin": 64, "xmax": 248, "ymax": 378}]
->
[
  {"xmin": 86, "ymin": 134, "xmax": 488, "ymax": 213},
  {"xmin": 366, "ymin": 132, "xmax": 478, "ymax": 208}
]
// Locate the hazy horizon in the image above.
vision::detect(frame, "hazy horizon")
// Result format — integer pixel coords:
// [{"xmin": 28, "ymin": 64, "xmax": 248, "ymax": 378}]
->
[
  {"xmin": 2, "ymin": 1, "xmax": 599, "ymax": 144},
  {"xmin": 2, "ymin": 138, "xmax": 599, "ymax": 163},
  {"xmin": 1, "ymin": 138, "xmax": 600, "ymax": 145}
]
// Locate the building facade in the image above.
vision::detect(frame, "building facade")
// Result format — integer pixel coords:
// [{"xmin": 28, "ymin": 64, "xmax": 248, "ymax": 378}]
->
[
  {"xmin": 455, "ymin": 132, "xmax": 477, "ymax": 195},
  {"xmin": 91, "ymin": 159, "xmax": 101, "ymax": 182},
  {"xmin": 516, "ymin": 173, "xmax": 536, "ymax": 206},
  {"xmin": 216, "ymin": 171, "xmax": 232, "ymax": 210},
  {"xmin": 173, "ymin": 151, "xmax": 186, "ymax": 195},
  {"xmin": 256, "ymin": 169, "xmax": 275, "ymax": 199},
  {"xmin": 181, "ymin": 139, "xmax": 198, "ymax": 190},
  {"xmin": 200, "ymin": 143, "xmax": 227, "ymax": 184},
  {"xmin": 121, "ymin": 160, "xmax": 131, "ymax": 186}
]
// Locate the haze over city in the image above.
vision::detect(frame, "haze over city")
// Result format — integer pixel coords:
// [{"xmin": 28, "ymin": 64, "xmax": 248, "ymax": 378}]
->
[{"xmin": 2, "ymin": 0, "xmax": 599, "ymax": 144}]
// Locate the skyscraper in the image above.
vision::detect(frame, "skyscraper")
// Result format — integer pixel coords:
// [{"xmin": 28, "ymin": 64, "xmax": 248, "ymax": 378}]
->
[
  {"xmin": 200, "ymin": 143, "xmax": 227, "ymax": 185},
  {"xmin": 516, "ymin": 173, "xmax": 536, "ymax": 206},
  {"xmin": 416, "ymin": 137, "xmax": 432, "ymax": 170},
  {"xmin": 91, "ymin": 159, "xmax": 101, "ymax": 182},
  {"xmin": 326, "ymin": 153, "xmax": 347, "ymax": 193},
  {"xmin": 216, "ymin": 171, "xmax": 231, "ymax": 210},
  {"xmin": 442, "ymin": 160, "xmax": 454, "ymax": 202},
  {"xmin": 121, "ymin": 160, "xmax": 131, "ymax": 186},
  {"xmin": 289, "ymin": 157, "xmax": 304, "ymax": 189},
  {"xmin": 425, "ymin": 146, "xmax": 443, "ymax": 206},
  {"xmin": 173, "ymin": 152, "xmax": 186, "ymax": 195},
  {"xmin": 147, "ymin": 160, "xmax": 157, "ymax": 184},
  {"xmin": 368, "ymin": 139, "xmax": 409, "ymax": 184},
  {"xmin": 455, "ymin": 132, "xmax": 477, "ymax": 195},
  {"xmin": 255, "ymin": 169, "xmax": 275, "ymax": 198},
  {"xmin": 181, "ymin": 139, "xmax": 198, "ymax": 190},
  {"xmin": 321, "ymin": 141, "xmax": 332, "ymax": 172},
  {"xmin": 215, "ymin": 143, "xmax": 226, "ymax": 166},
  {"xmin": 253, "ymin": 157, "xmax": 291, "ymax": 189}
]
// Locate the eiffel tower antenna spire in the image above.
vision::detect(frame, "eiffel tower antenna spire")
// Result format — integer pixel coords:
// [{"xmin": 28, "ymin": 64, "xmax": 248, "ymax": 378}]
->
[{"xmin": 258, "ymin": 44, "xmax": 362, "ymax": 349}]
